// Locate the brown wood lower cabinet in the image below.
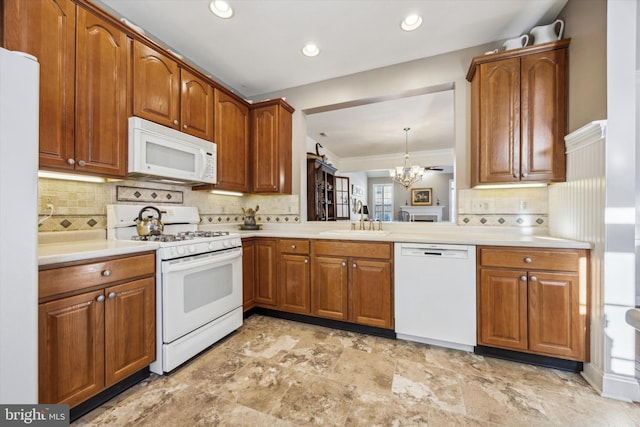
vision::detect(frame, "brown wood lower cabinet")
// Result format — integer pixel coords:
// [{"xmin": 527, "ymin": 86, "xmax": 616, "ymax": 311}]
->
[
  {"xmin": 242, "ymin": 238, "xmax": 256, "ymax": 312},
  {"xmin": 477, "ymin": 246, "xmax": 589, "ymax": 361},
  {"xmin": 278, "ymin": 239, "xmax": 311, "ymax": 314},
  {"xmin": 246, "ymin": 238, "xmax": 394, "ymax": 330},
  {"xmin": 254, "ymin": 238, "xmax": 277, "ymax": 306},
  {"xmin": 38, "ymin": 252, "xmax": 155, "ymax": 407},
  {"xmin": 311, "ymin": 240, "xmax": 394, "ymax": 329},
  {"xmin": 311, "ymin": 255, "xmax": 348, "ymax": 320}
]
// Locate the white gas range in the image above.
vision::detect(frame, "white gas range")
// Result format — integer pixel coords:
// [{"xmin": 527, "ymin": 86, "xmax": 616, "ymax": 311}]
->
[{"xmin": 107, "ymin": 204, "xmax": 243, "ymax": 374}]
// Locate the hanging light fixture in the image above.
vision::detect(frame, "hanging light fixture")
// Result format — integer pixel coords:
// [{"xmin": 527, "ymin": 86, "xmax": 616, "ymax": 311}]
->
[{"xmin": 390, "ymin": 127, "xmax": 424, "ymax": 189}]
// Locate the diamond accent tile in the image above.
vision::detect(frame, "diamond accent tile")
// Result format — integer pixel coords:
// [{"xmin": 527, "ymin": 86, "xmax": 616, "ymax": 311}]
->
[
  {"xmin": 498, "ymin": 218, "xmax": 505, "ymax": 224},
  {"xmin": 166, "ymin": 194, "xmax": 172, "ymax": 200},
  {"xmin": 480, "ymin": 218, "xmax": 487, "ymax": 224},
  {"xmin": 151, "ymin": 192, "xmax": 158, "ymax": 199},
  {"xmin": 463, "ymin": 217, "xmax": 470, "ymax": 223},
  {"xmin": 60, "ymin": 219, "xmax": 72, "ymax": 228},
  {"xmin": 536, "ymin": 218, "xmax": 544, "ymax": 224},
  {"xmin": 87, "ymin": 218, "xmax": 98, "ymax": 227},
  {"xmin": 134, "ymin": 191, "xmax": 142, "ymax": 198},
  {"xmin": 517, "ymin": 218, "xmax": 524, "ymax": 224}
]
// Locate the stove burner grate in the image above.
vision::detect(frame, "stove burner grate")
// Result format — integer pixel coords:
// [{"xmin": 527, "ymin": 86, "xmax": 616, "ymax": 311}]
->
[{"xmin": 131, "ymin": 230, "xmax": 230, "ymax": 242}]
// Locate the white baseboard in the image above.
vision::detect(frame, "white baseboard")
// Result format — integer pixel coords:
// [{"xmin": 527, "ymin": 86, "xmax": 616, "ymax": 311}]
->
[
  {"xmin": 582, "ymin": 362, "xmax": 640, "ymax": 402},
  {"xmin": 602, "ymin": 372, "xmax": 640, "ymax": 402}
]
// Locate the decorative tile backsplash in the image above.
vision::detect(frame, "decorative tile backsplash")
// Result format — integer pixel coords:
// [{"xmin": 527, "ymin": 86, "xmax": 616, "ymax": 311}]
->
[
  {"xmin": 37, "ymin": 178, "xmax": 300, "ymax": 232},
  {"xmin": 38, "ymin": 178, "xmax": 550, "ymax": 232},
  {"xmin": 456, "ymin": 187, "xmax": 549, "ymax": 227},
  {"xmin": 116, "ymin": 185, "xmax": 184, "ymax": 204}
]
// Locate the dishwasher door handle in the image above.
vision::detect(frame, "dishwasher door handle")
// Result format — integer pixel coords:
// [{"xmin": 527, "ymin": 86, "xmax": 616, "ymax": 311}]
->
[{"xmin": 423, "ymin": 251, "xmax": 443, "ymax": 256}]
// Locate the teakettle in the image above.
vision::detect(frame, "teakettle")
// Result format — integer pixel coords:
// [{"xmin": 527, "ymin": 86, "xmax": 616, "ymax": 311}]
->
[
  {"xmin": 503, "ymin": 34, "xmax": 529, "ymax": 50},
  {"xmin": 134, "ymin": 206, "xmax": 164, "ymax": 236},
  {"xmin": 530, "ymin": 19, "xmax": 564, "ymax": 45}
]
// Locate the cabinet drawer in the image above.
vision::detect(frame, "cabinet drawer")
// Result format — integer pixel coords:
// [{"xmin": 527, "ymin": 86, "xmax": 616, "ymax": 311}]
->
[
  {"xmin": 279, "ymin": 239, "xmax": 310, "ymax": 254},
  {"xmin": 479, "ymin": 247, "xmax": 581, "ymax": 272},
  {"xmin": 39, "ymin": 253, "xmax": 155, "ymax": 299},
  {"xmin": 313, "ymin": 240, "xmax": 392, "ymax": 260}
]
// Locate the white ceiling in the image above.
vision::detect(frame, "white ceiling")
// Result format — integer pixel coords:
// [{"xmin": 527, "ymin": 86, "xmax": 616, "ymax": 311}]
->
[
  {"xmin": 306, "ymin": 89, "xmax": 454, "ymax": 159},
  {"xmin": 94, "ymin": 0, "xmax": 567, "ymax": 165}
]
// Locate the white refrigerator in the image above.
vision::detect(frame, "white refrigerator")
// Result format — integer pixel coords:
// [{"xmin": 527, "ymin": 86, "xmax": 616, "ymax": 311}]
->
[{"xmin": 0, "ymin": 47, "xmax": 39, "ymax": 403}]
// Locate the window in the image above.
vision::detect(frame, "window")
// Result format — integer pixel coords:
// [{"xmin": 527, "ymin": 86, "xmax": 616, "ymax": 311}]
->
[{"xmin": 372, "ymin": 184, "xmax": 393, "ymax": 221}]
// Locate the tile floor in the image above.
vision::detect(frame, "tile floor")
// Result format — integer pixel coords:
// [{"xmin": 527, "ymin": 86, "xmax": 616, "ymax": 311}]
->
[{"xmin": 74, "ymin": 315, "xmax": 640, "ymax": 426}]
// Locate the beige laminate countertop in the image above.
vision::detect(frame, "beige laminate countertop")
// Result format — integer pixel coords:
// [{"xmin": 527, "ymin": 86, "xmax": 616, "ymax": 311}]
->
[
  {"xmin": 39, "ymin": 238, "xmax": 159, "ymax": 266},
  {"xmin": 38, "ymin": 223, "xmax": 590, "ymax": 266},
  {"xmin": 203, "ymin": 222, "xmax": 592, "ymax": 249}
]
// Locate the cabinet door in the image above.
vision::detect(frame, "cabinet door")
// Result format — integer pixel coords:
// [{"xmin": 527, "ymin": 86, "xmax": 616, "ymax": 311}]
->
[
  {"xmin": 180, "ymin": 68, "xmax": 213, "ymax": 141},
  {"xmin": 104, "ymin": 277, "xmax": 155, "ymax": 385},
  {"xmin": 254, "ymin": 239, "xmax": 277, "ymax": 305},
  {"xmin": 279, "ymin": 254, "xmax": 310, "ymax": 314},
  {"xmin": 4, "ymin": 0, "xmax": 76, "ymax": 171},
  {"xmin": 251, "ymin": 104, "xmax": 279, "ymax": 193},
  {"xmin": 478, "ymin": 268, "xmax": 528, "ymax": 351},
  {"xmin": 75, "ymin": 7, "xmax": 128, "ymax": 178},
  {"xmin": 528, "ymin": 271, "xmax": 585, "ymax": 360},
  {"xmin": 133, "ymin": 41, "xmax": 180, "ymax": 129},
  {"xmin": 521, "ymin": 49, "xmax": 567, "ymax": 182},
  {"xmin": 251, "ymin": 103, "xmax": 292, "ymax": 194},
  {"xmin": 214, "ymin": 89, "xmax": 250, "ymax": 192},
  {"xmin": 311, "ymin": 256, "xmax": 348, "ymax": 321},
  {"xmin": 242, "ymin": 239, "xmax": 256, "ymax": 312},
  {"xmin": 349, "ymin": 259, "xmax": 393, "ymax": 328},
  {"xmin": 478, "ymin": 58, "xmax": 521, "ymax": 184},
  {"xmin": 39, "ymin": 290, "xmax": 105, "ymax": 407}
]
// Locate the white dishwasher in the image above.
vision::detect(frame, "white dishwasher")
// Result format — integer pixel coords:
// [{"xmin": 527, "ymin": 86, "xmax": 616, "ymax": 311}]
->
[{"xmin": 394, "ymin": 243, "xmax": 476, "ymax": 351}]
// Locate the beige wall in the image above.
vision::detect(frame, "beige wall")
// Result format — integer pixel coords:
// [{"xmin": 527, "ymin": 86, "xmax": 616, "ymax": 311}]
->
[{"xmin": 559, "ymin": 0, "xmax": 608, "ymax": 131}]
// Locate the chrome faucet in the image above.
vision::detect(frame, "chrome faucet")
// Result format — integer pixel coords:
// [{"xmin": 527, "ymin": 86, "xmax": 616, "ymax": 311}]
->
[{"xmin": 355, "ymin": 200, "xmax": 364, "ymax": 230}]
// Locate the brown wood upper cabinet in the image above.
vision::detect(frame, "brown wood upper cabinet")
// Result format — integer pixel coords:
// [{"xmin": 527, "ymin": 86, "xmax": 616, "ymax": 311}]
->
[
  {"xmin": 4, "ymin": 0, "xmax": 129, "ymax": 178},
  {"xmin": 250, "ymin": 99, "xmax": 294, "ymax": 194},
  {"xmin": 133, "ymin": 40, "xmax": 213, "ymax": 141},
  {"xmin": 476, "ymin": 245, "xmax": 589, "ymax": 361},
  {"xmin": 213, "ymin": 89, "xmax": 250, "ymax": 192},
  {"xmin": 467, "ymin": 40, "xmax": 569, "ymax": 186}
]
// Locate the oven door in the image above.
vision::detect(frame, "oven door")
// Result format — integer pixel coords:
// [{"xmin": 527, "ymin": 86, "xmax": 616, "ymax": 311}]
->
[{"xmin": 161, "ymin": 247, "xmax": 242, "ymax": 343}]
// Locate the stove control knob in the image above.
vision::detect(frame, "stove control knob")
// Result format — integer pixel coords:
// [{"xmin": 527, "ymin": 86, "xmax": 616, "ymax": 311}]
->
[
  {"xmin": 223, "ymin": 240, "xmax": 230, "ymax": 248},
  {"xmin": 208, "ymin": 242, "xmax": 216, "ymax": 250},
  {"xmin": 177, "ymin": 247, "xmax": 185, "ymax": 255},
  {"xmin": 189, "ymin": 245, "xmax": 196, "ymax": 253}
]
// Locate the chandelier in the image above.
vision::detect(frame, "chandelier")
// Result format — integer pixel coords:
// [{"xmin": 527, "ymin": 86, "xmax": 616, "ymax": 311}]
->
[{"xmin": 391, "ymin": 127, "xmax": 424, "ymax": 189}]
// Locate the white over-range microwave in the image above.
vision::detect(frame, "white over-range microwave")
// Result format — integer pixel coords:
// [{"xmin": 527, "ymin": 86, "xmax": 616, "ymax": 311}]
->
[{"xmin": 128, "ymin": 116, "xmax": 217, "ymax": 185}]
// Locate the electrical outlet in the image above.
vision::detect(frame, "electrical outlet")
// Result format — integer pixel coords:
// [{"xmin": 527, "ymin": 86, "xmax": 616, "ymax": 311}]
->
[
  {"xmin": 519, "ymin": 200, "xmax": 528, "ymax": 211},
  {"xmin": 471, "ymin": 201, "xmax": 490, "ymax": 212}
]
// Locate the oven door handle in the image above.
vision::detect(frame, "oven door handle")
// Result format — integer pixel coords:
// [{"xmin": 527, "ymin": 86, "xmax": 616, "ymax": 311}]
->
[{"xmin": 162, "ymin": 249, "xmax": 241, "ymax": 273}]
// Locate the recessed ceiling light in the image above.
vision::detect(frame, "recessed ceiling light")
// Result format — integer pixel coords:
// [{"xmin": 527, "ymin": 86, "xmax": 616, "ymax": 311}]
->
[
  {"xmin": 302, "ymin": 43, "xmax": 320, "ymax": 57},
  {"xmin": 209, "ymin": 0, "xmax": 234, "ymax": 19},
  {"xmin": 401, "ymin": 14, "xmax": 423, "ymax": 31}
]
